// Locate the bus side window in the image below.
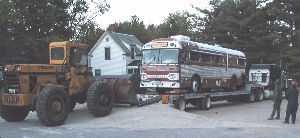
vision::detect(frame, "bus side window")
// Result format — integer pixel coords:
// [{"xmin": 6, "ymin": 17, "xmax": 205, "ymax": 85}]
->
[
  {"xmin": 190, "ymin": 51, "xmax": 199, "ymax": 61},
  {"xmin": 199, "ymin": 54, "xmax": 202, "ymax": 62},
  {"xmin": 238, "ymin": 58, "xmax": 245, "ymax": 66},
  {"xmin": 212, "ymin": 55, "xmax": 220, "ymax": 63},
  {"xmin": 202, "ymin": 53, "xmax": 210, "ymax": 62}
]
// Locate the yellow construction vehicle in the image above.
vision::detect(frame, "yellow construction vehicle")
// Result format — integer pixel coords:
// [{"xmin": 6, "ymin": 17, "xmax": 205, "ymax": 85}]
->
[{"xmin": 0, "ymin": 41, "xmax": 117, "ymax": 126}]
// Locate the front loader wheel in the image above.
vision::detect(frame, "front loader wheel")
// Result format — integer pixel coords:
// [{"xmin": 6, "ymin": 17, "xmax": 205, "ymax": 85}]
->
[
  {"xmin": 87, "ymin": 81, "xmax": 115, "ymax": 117},
  {"xmin": 36, "ymin": 85, "xmax": 70, "ymax": 126},
  {"xmin": 0, "ymin": 89, "xmax": 30, "ymax": 122}
]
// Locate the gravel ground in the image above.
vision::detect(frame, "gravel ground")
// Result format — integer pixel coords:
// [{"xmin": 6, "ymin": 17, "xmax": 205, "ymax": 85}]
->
[
  {"xmin": 10, "ymin": 101, "xmax": 279, "ymax": 130},
  {"xmin": 1, "ymin": 98, "xmax": 300, "ymax": 137}
]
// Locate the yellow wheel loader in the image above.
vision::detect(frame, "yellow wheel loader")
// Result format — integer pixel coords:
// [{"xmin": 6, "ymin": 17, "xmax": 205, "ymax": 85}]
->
[{"xmin": 0, "ymin": 41, "xmax": 139, "ymax": 126}]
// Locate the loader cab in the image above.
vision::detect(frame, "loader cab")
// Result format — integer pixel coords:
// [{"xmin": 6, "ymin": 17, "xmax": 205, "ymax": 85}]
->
[{"xmin": 49, "ymin": 41, "xmax": 88, "ymax": 67}]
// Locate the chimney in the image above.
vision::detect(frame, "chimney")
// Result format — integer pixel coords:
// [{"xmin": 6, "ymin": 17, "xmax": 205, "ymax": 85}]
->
[{"xmin": 110, "ymin": 24, "xmax": 115, "ymax": 32}]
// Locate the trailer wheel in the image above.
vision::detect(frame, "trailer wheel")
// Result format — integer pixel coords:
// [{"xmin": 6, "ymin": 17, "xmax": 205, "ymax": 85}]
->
[
  {"xmin": 174, "ymin": 96, "xmax": 186, "ymax": 111},
  {"xmin": 191, "ymin": 76, "xmax": 201, "ymax": 93},
  {"xmin": 36, "ymin": 85, "xmax": 70, "ymax": 126},
  {"xmin": 201, "ymin": 96, "xmax": 211, "ymax": 110},
  {"xmin": 255, "ymin": 89, "xmax": 264, "ymax": 102},
  {"xmin": 0, "ymin": 89, "xmax": 30, "ymax": 122},
  {"xmin": 87, "ymin": 81, "xmax": 115, "ymax": 117},
  {"xmin": 246, "ymin": 92, "xmax": 255, "ymax": 103}
]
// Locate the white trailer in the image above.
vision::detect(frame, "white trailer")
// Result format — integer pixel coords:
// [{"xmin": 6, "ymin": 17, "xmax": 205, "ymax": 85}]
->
[{"xmin": 168, "ymin": 83, "xmax": 264, "ymax": 111}]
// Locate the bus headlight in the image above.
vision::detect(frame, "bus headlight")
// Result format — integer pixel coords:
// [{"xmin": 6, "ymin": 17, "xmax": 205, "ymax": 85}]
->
[
  {"xmin": 168, "ymin": 73, "xmax": 179, "ymax": 80},
  {"xmin": 141, "ymin": 73, "xmax": 148, "ymax": 80}
]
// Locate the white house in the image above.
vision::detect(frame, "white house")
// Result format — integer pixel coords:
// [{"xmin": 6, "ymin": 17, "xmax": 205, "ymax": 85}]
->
[{"xmin": 88, "ymin": 31, "xmax": 143, "ymax": 76}]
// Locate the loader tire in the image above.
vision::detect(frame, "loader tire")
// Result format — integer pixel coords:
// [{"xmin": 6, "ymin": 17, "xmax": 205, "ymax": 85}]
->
[
  {"xmin": 0, "ymin": 89, "xmax": 30, "ymax": 122},
  {"xmin": 87, "ymin": 81, "xmax": 115, "ymax": 117},
  {"xmin": 36, "ymin": 85, "xmax": 70, "ymax": 126}
]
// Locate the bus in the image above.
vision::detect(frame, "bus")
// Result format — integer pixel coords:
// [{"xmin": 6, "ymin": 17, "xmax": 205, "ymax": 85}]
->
[{"xmin": 140, "ymin": 35, "xmax": 246, "ymax": 94}]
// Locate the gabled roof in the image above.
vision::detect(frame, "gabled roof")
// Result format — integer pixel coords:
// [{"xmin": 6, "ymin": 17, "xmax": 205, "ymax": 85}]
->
[
  {"xmin": 127, "ymin": 60, "xmax": 141, "ymax": 66},
  {"xmin": 89, "ymin": 31, "xmax": 143, "ymax": 55}
]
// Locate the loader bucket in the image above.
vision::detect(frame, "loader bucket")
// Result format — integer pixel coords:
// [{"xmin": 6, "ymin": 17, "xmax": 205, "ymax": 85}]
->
[{"xmin": 98, "ymin": 74, "xmax": 141, "ymax": 104}]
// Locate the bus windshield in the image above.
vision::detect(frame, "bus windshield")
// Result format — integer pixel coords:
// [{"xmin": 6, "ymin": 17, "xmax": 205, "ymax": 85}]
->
[{"xmin": 142, "ymin": 49, "xmax": 179, "ymax": 64}]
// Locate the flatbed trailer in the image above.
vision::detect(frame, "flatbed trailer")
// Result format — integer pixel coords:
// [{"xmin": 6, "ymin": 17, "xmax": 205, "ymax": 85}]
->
[{"xmin": 168, "ymin": 83, "xmax": 264, "ymax": 111}]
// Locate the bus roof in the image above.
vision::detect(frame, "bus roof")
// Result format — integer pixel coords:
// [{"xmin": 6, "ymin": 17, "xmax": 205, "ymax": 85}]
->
[
  {"xmin": 194, "ymin": 42, "xmax": 245, "ymax": 57},
  {"xmin": 145, "ymin": 35, "xmax": 245, "ymax": 58}
]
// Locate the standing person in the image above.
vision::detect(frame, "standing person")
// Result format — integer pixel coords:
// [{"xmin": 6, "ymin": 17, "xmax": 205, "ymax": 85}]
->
[
  {"xmin": 283, "ymin": 81, "xmax": 299, "ymax": 124},
  {"xmin": 268, "ymin": 79, "xmax": 282, "ymax": 120}
]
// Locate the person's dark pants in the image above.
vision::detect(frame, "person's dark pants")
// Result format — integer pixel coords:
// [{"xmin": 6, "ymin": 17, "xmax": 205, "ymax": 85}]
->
[
  {"xmin": 285, "ymin": 103, "xmax": 299, "ymax": 123},
  {"xmin": 271, "ymin": 100, "xmax": 282, "ymax": 118}
]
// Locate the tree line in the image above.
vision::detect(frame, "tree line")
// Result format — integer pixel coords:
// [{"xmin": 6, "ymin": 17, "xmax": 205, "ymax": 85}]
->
[{"xmin": 1, "ymin": 0, "xmax": 300, "ymax": 80}]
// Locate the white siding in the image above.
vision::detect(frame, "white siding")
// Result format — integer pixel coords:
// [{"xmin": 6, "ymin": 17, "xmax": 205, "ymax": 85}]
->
[
  {"xmin": 89, "ymin": 32, "xmax": 143, "ymax": 76},
  {"xmin": 90, "ymin": 34, "xmax": 126, "ymax": 75}
]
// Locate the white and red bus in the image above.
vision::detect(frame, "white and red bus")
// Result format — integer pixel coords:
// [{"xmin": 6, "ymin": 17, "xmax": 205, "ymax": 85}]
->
[{"xmin": 140, "ymin": 35, "xmax": 246, "ymax": 93}]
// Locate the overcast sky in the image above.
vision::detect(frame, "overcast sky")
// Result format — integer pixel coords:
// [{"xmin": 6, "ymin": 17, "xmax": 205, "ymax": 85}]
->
[{"xmin": 95, "ymin": 0, "xmax": 210, "ymax": 29}]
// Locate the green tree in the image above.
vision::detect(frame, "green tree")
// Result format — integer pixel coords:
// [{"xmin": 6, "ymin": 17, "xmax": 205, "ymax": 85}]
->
[
  {"xmin": 0, "ymin": 0, "xmax": 22, "ymax": 62},
  {"xmin": 1, "ymin": 0, "xmax": 72, "ymax": 63},
  {"xmin": 0, "ymin": 0, "xmax": 110, "ymax": 63},
  {"xmin": 265, "ymin": 0, "xmax": 300, "ymax": 80},
  {"xmin": 192, "ymin": 0, "xmax": 286, "ymax": 65},
  {"xmin": 68, "ymin": 0, "xmax": 110, "ymax": 41},
  {"xmin": 154, "ymin": 11, "xmax": 193, "ymax": 39},
  {"xmin": 77, "ymin": 21, "xmax": 105, "ymax": 52},
  {"xmin": 112, "ymin": 15, "xmax": 152, "ymax": 44}
]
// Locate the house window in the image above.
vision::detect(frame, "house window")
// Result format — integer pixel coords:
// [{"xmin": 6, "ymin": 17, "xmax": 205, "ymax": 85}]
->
[
  {"xmin": 127, "ymin": 68, "xmax": 139, "ymax": 74},
  {"xmin": 105, "ymin": 48, "xmax": 111, "ymax": 60},
  {"xmin": 106, "ymin": 37, "xmax": 109, "ymax": 42},
  {"xmin": 131, "ymin": 47, "xmax": 135, "ymax": 59}
]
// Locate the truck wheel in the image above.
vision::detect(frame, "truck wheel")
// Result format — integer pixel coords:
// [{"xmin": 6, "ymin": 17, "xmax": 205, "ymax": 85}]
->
[
  {"xmin": 246, "ymin": 92, "xmax": 255, "ymax": 103},
  {"xmin": 174, "ymin": 96, "xmax": 186, "ymax": 111},
  {"xmin": 87, "ymin": 81, "xmax": 115, "ymax": 117},
  {"xmin": 201, "ymin": 96, "xmax": 211, "ymax": 110},
  {"xmin": 36, "ymin": 85, "xmax": 70, "ymax": 126},
  {"xmin": 255, "ymin": 89, "xmax": 264, "ymax": 102},
  {"xmin": 0, "ymin": 89, "xmax": 30, "ymax": 122},
  {"xmin": 191, "ymin": 76, "xmax": 201, "ymax": 93}
]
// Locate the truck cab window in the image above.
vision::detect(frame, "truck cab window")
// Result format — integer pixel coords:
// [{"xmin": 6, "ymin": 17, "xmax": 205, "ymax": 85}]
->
[
  {"xmin": 51, "ymin": 47, "xmax": 64, "ymax": 60},
  {"xmin": 71, "ymin": 47, "xmax": 87, "ymax": 66}
]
